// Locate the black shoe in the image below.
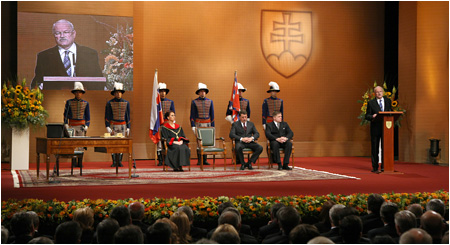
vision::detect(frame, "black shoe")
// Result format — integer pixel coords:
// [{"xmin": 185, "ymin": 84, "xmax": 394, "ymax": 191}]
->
[
  {"xmin": 371, "ymin": 169, "xmax": 380, "ymax": 173},
  {"xmin": 157, "ymin": 162, "xmax": 163, "ymax": 166},
  {"xmin": 247, "ymin": 163, "xmax": 253, "ymax": 170},
  {"xmin": 174, "ymin": 169, "xmax": 179, "ymax": 172},
  {"xmin": 277, "ymin": 163, "xmax": 282, "ymax": 170},
  {"xmin": 118, "ymin": 162, "xmax": 123, "ymax": 167},
  {"xmin": 179, "ymin": 167, "xmax": 184, "ymax": 172},
  {"xmin": 381, "ymin": 169, "xmax": 384, "ymax": 172},
  {"xmin": 197, "ymin": 162, "xmax": 202, "ymax": 165},
  {"xmin": 203, "ymin": 161, "xmax": 210, "ymax": 165},
  {"xmin": 282, "ymin": 165, "xmax": 292, "ymax": 170},
  {"xmin": 240, "ymin": 164, "xmax": 245, "ymax": 170}
]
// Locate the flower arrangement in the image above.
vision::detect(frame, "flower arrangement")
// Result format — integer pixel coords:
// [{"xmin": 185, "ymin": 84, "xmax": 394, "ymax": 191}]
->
[
  {"xmin": 2, "ymin": 191, "xmax": 447, "ymax": 228},
  {"xmin": 102, "ymin": 24, "xmax": 133, "ymax": 91},
  {"xmin": 358, "ymin": 81, "xmax": 406, "ymax": 126},
  {"xmin": 1, "ymin": 79, "xmax": 48, "ymax": 130}
]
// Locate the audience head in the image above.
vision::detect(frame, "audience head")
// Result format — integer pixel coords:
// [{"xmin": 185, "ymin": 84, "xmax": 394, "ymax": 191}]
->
[
  {"xmin": 420, "ymin": 210, "xmax": 444, "ymax": 238},
  {"xmin": 277, "ymin": 206, "xmax": 301, "ymax": 235},
  {"xmin": 339, "ymin": 215, "xmax": 363, "ymax": 244},
  {"xmin": 54, "ymin": 221, "xmax": 82, "ymax": 244},
  {"xmin": 329, "ymin": 204, "xmax": 345, "ymax": 227},
  {"xmin": 73, "ymin": 207, "xmax": 94, "ymax": 231},
  {"xmin": 155, "ymin": 218, "xmax": 179, "ymax": 244},
  {"xmin": 110, "ymin": 205, "xmax": 132, "ymax": 227},
  {"xmin": 195, "ymin": 238, "xmax": 218, "ymax": 244},
  {"xmin": 96, "ymin": 218, "xmax": 120, "ymax": 244},
  {"xmin": 27, "ymin": 211, "xmax": 40, "ymax": 231},
  {"xmin": 399, "ymin": 228, "xmax": 432, "ymax": 244},
  {"xmin": 28, "ymin": 236, "xmax": 54, "ymax": 244},
  {"xmin": 270, "ymin": 203, "xmax": 286, "ymax": 221},
  {"xmin": 306, "ymin": 236, "xmax": 334, "ymax": 244},
  {"xmin": 170, "ymin": 211, "xmax": 192, "ymax": 243},
  {"xmin": 337, "ymin": 207, "xmax": 358, "ymax": 225},
  {"xmin": 217, "ymin": 202, "xmax": 234, "ymax": 215},
  {"xmin": 129, "ymin": 202, "xmax": 145, "ymax": 221},
  {"xmin": 395, "ymin": 210, "xmax": 417, "ymax": 235},
  {"xmin": 218, "ymin": 210, "xmax": 240, "ymax": 231},
  {"xmin": 380, "ymin": 202, "xmax": 399, "ymax": 224},
  {"xmin": 178, "ymin": 205, "xmax": 194, "ymax": 224},
  {"xmin": 407, "ymin": 203, "xmax": 423, "ymax": 219},
  {"xmin": 426, "ymin": 199, "xmax": 445, "ymax": 217},
  {"xmin": 147, "ymin": 221, "xmax": 172, "ymax": 244},
  {"xmin": 289, "ymin": 224, "xmax": 320, "ymax": 244},
  {"xmin": 211, "ymin": 224, "xmax": 240, "ymax": 244},
  {"xmin": 113, "ymin": 224, "xmax": 144, "ymax": 244},
  {"xmin": 318, "ymin": 201, "xmax": 335, "ymax": 223},
  {"xmin": 367, "ymin": 193, "xmax": 385, "ymax": 215},
  {"xmin": 371, "ymin": 235, "xmax": 396, "ymax": 244},
  {"xmin": 442, "ymin": 231, "xmax": 449, "ymax": 244},
  {"xmin": 10, "ymin": 211, "xmax": 34, "ymax": 237},
  {"xmin": 1, "ymin": 226, "xmax": 9, "ymax": 244}
]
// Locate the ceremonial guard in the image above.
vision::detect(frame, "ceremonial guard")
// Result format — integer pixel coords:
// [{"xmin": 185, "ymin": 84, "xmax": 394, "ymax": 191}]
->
[
  {"xmin": 262, "ymin": 81, "xmax": 283, "ymax": 130},
  {"xmin": 157, "ymin": 82, "xmax": 175, "ymax": 166},
  {"xmin": 105, "ymin": 82, "xmax": 131, "ymax": 167},
  {"xmin": 190, "ymin": 83, "xmax": 214, "ymax": 165},
  {"xmin": 64, "ymin": 82, "xmax": 90, "ymax": 167},
  {"xmin": 225, "ymin": 83, "xmax": 251, "ymax": 123}
]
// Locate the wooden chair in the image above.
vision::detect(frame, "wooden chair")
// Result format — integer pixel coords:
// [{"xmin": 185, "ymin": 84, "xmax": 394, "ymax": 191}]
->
[
  {"xmin": 266, "ymin": 138, "xmax": 295, "ymax": 169},
  {"xmin": 230, "ymin": 140, "xmax": 260, "ymax": 170},
  {"xmin": 196, "ymin": 127, "xmax": 226, "ymax": 171},
  {"xmin": 160, "ymin": 138, "xmax": 191, "ymax": 172},
  {"xmin": 55, "ymin": 151, "xmax": 84, "ymax": 176}
]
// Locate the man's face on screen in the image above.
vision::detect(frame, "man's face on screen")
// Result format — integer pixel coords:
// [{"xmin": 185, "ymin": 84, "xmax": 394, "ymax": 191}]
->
[{"xmin": 53, "ymin": 22, "xmax": 76, "ymax": 50}]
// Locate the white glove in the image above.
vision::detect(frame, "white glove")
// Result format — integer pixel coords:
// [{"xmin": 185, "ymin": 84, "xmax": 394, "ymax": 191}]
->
[
  {"xmin": 126, "ymin": 128, "xmax": 130, "ymax": 136},
  {"xmin": 263, "ymin": 124, "xmax": 266, "ymax": 130},
  {"xmin": 192, "ymin": 127, "xmax": 196, "ymax": 134},
  {"xmin": 64, "ymin": 124, "xmax": 69, "ymax": 130},
  {"xmin": 225, "ymin": 115, "xmax": 233, "ymax": 124},
  {"xmin": 247, "ymin": 118, "xmax": 250, "ymax": 121},
  {"xmin": 106, "ymin": 127, "xmax": 112, "ymax": 133},
  {"xmin": 84, "ymin": 126, "xmax": 88, "ymax": 131}
]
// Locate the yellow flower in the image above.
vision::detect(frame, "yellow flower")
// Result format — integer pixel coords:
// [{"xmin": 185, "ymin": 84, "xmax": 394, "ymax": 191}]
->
[
  {"xmin": 14, "ymin": 89, "xmax": 21, "ymax": 95},
  {"xmin": 392, "ymin": 101, "xmax": 398, "ymax": 107},
  {"xmin": 15, "ymin": 85, "xmax": 22, "ymax": 91},
  {"xmin": 1, "ymin": 88, "xmax": 6, "ymax": 95},
  {"xmin": 385, "ymin": 92, "xmax": 392, "ymax": 96}
]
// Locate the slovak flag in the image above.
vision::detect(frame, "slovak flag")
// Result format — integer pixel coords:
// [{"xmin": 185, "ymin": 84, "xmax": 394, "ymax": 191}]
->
[
  {"xmin": 149, "ymin": 70, "xmax": 164, "ymax": 144},
  {"xmin": 230, "ymin": 71, "xmax": 240, "ymax": 122}
]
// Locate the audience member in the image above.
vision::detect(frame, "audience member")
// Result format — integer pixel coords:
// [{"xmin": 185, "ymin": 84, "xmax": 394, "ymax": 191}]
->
[
  {"xmin": 329, "ymin": 206, "xmax": 358, "ymax": 243},
  {"xmin": 394, "ymin": 210, "xmax": 417, "ymax": 239},
  {"xmin": 314, "ymin": 201, "xmax": 335, "ymax": 233},
  {"xmin": 54, "ymin": 221, "xmax": 82, "ymax": 244},
  {"xmin": 26, "ymin": 211, "xmax": 41, "ymax": 238},
  {"xmin": 442, "ymin": 230, "xmax": 449, "ymax": 244},
  {"xmin": 426, "ymin": 199, "xmax": 449, "ymax": 233},
  {"xmin": 113, "ymin": 224, "xmax": 144, "ymax": 244},
  {"xmin": 2, "ymin": 226, "xmax": 9, "ymax": 244},
  {"xmin": 128, "ymin": 201, "xmax": 150, "ymax": 242},
  {"xmin": 155, "ymin": 218, "xmax": 180, "ymax": 244},
  {"xmin": 339, "ymin": 215, "xmax": 369, "ymax": 244},
  {"xmin": 96, "ymin": 218, "xmax": 120, "ymax": 244},
  {"xmin": 420, "ymin": 210, "xmax": 444, "ymax": 243},
  {"xmin": 195, "ymin": 238, "xmax": 218, "ymax": 244},
  {"xmin": 371, "ymin": 234, "xmax": 396, "ymax": 244},
  {"xmin": 211, "ymin": 224, "xmax": 241, "ymax": 244},
  {"xmin": 147, "ymin": 221, "xmax": 172, "ymax": 244},
  {"xmin": 73, "ymin": 207, "xmax": 95, "ymax": 243},
  {"xmin": 9, "ymin": 211, "xmax": 35, "ymax": 244},
  {"xmin": 28, "ymin": 236, "xmax": 54, "ymax": 244},
  {"xmin": 216, "ymin": 202, "xmax": 252, "ymax": 235},
  {"xmin": 321, "ymin": 204, "xmax": 345, "ymax": 239},
  {"xmin": 262, "ymin": 206, "xmax": 301, "ymax": 244},
  {"xmin": 399, "ymin": 228, "xmax": 432, "ymax": 244},
  {"xmin": 407, "ymin": 203, "xmax": 423, "ymax": 227},
  {"xmin": 109, "ymin": 205, "xmax": 132, "ymax": 227},
  {"xmin": 178, "ymin": 205, "xmax": 207, "ymax": 242},
  {"xmin": 361, "ymin": 194, "xmax": 385, "ymax": 234},
  {"xmin": 218, "ymin": 209, "xmax": 258, "ymax": 244},
  {"xmin": 258, "ymin": 203, "xmax": 285, "ymax": 241},
  {"xmin": 367, "ymin": 202, "xmax": 399, "ymax": 239},
  {"xmin": 306, "ymin": 236, "xmax": 335, "ymax": 244},
  {"xmin": 170, "ymin": 211, "xmax": 192, "ymax": 243},
  {"xmin": 289, "ymin": 224, "xmax": 320, "ymax": 244}
]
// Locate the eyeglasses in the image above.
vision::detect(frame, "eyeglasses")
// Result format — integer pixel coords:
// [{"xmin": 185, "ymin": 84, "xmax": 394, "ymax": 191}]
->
[{"xmin": 54, "ymin": 30, "xmax": 73, "ymax": 37}]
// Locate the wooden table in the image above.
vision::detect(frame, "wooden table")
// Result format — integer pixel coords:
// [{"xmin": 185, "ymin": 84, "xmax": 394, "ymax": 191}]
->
[{"xmin": 36, "ymin": 137, "xmax": 133, "ymax": 180}]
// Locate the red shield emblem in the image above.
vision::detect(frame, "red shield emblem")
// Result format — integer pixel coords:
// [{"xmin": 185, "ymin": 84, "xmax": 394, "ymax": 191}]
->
[{"xmin": 261, "ymin": 10, "xmax": 312, "ymax": 78}]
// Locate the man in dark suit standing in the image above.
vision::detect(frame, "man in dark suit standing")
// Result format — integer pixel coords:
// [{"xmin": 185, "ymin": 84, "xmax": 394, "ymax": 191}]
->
[
  {"xmin": 229, "ymin": 110, "xmax": 263, "ymax": 170},
  {"xmin": 364, "ymin": 86, "xmax": 392, "ymax": 173},
  {"xmin": 31, "ymin": 19, "xmax": 103, "ymax": 89},
  {"xmin": 265, "ymin": 111, "xmax": 294, "ymax": 170}
]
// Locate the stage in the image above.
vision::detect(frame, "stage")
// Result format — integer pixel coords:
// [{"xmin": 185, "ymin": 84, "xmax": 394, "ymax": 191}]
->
[{"xmin": 2, "ymin": 157, "xmax": 448, "ymax": 202}]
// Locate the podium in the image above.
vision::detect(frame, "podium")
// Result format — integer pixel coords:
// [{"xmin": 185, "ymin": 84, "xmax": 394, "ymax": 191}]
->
[
  {"xmin": 376, "ymin": 111, "xmax": 404, "ymax": 173},
  {"xmin": 43, "ymin": 76, "xmax": 107, "ymax": 90}
]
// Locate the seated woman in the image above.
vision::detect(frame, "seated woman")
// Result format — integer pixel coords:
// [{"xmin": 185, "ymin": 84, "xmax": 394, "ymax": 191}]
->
[{"xmin": 160, "ymin": 111, "xmax": 191, "ymax": 171}]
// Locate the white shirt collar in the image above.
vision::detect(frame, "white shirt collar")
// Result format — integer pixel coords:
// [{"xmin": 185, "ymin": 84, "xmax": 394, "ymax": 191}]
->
[{"xmin": 58, "ymin": 43, "xmax": 77, "ymax": 56}]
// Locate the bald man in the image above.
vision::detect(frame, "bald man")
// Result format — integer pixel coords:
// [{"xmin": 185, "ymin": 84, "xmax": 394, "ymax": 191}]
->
[
  {"xmin": 420, "ymin": 210, "xmax": 445, "ymax": 243},
  {"xmin": 399, "ymin": 228, "xmax": 432, "ymax": 244},
  {"xmin": 128, "ymin": 202, "xmax": 149, "ymax": 237}
]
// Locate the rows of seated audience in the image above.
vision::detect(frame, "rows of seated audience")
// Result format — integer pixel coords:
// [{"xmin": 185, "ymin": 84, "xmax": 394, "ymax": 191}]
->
[{"xmin": 2, "ymin": 195, "xmax": 448, "ymax": 244}]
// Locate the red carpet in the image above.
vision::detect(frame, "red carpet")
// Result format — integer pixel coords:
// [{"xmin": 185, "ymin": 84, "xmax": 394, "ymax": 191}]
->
[{"xmin": 2, "ymin": 157, "xmax": 448, "ymax": 202}]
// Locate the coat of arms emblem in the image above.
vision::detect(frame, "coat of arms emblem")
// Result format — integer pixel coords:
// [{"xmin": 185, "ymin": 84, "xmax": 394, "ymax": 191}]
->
[{"xmin": 261, "ymin": 10, "xmax": 312, "ymax": 78}]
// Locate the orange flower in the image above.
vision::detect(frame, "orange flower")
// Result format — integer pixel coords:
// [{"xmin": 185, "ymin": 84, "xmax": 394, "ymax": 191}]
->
[
  {"xmin": 160, "ymin": 203, "xmax": 165, "ymax": 208},
  {"xmin": 207, "ymin": 208, "xmax": 211, "ymax": 212},
  {"xmin": 161, "ymin": 211, "xmax": 165, "ymax": 215},
  {"xmin": 71, "ymin": 206, "xmax": 76, "ymax": 210},
  {"xmin": 239, "ymin": 210, "xmax": 244, "ymax": 215},
  {"xmin": 48, "ymin": 206, "xmax": 53, "ymax": 211},
  {"xmin": 166, "ymin": 203, "xmax": 171, "ymax": 208},
  {"xmin": 98, "ymin": 213, "xmax": 103, "ymax": 218},
  {"xmin": 69, "ymin": 214, "xmax": 74, "ymax": 219},
  {"xmin": 209, "ymin": 212, "xmax": 215, "ymax": 217}
]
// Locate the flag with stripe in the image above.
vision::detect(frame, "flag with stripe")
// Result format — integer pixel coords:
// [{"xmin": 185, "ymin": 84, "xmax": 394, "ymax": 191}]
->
[
  {"xmin": 230, "ymin": 71, "xmax": 240, "ymax": 122},
  {"xmin": 149, "ymin": 70, "xmax": 164, "ymax": 143}
]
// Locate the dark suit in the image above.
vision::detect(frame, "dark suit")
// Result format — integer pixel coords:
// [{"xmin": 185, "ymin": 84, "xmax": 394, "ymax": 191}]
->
[
  {"xmin": 367, "ymin": 223, "xmax": 398, "ymax": 240},
  {"xmin": 262, "ymin": 230, "xmax": 289, "ymax": 244},
  {"xmin": 364, "ymin": 97, "xmax": 392, "ymax": 171},
  {"xmin": 31, "ymin": 44, "xmax": 103, "ymax": 88},
  {"xmin": 361, "ymin": 213, "xmax": 383, "ymax": 234},
  {"xmin": 229, "ymin": 120, "xmax": 263, "ymax": 166},
  {"xmin": 265, "ymin": 121, "xmax": 294, "ymax": 166},
  {"xmin": 258, "ymin": 222, "xmax": 280, "ymax": 242}
]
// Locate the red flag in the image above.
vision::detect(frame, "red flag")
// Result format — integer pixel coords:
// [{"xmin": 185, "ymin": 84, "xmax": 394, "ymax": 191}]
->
[
  {"xmin": 230, "ymin": 71, "xmax": 240, "ymax": 122},
  {"xmin": 149, "ymin": 70, "xmax": 164, "ymax": 144}
]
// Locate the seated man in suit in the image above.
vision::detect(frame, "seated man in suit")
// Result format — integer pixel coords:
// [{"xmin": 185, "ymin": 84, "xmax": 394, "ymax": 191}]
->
[
  {"xmin": 229, "ymin": 110, "xmax": 263, "ymax": 170},
  {"xmin": 265, "ymin": 111, "xmax": 294, "ymax": 170}
]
